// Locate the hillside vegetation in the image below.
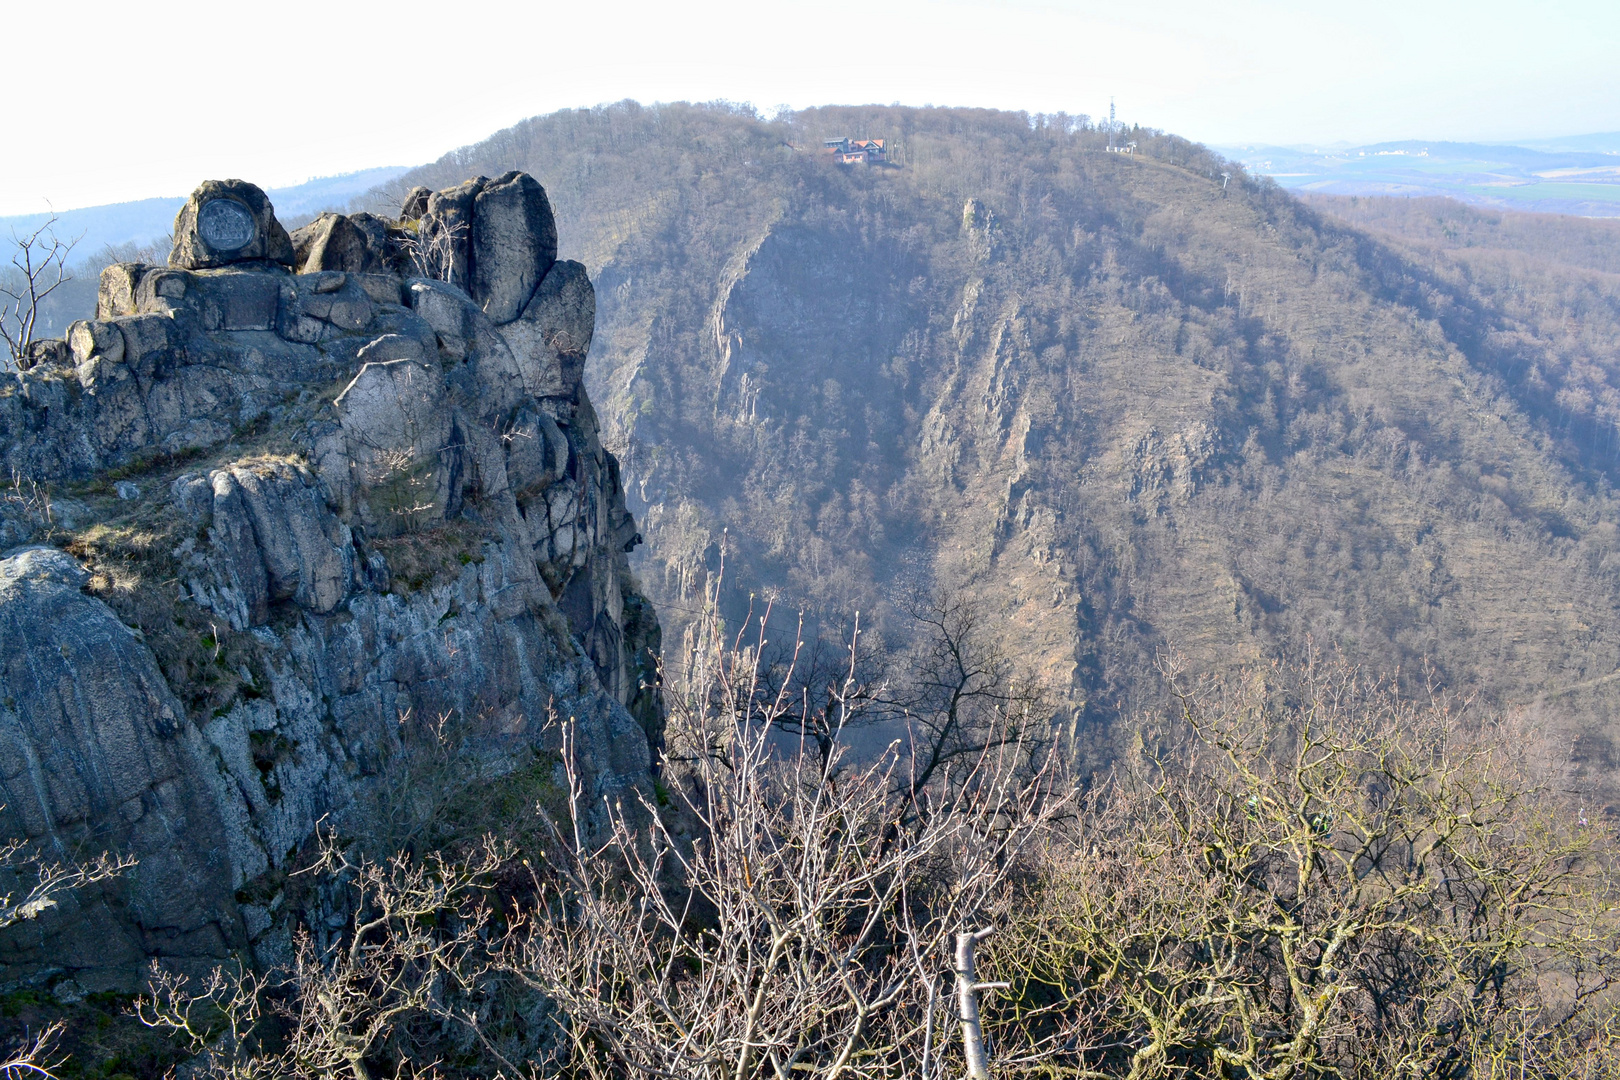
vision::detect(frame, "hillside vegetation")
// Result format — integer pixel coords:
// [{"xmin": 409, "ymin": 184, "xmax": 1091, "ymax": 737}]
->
[
  {"xmin": 5, "ymin": 104, "xmax": 1620, "ymax": 1080},
  {"xmin": 403, "ymin": 105, "xmax": 1620, "ymax": 802}
]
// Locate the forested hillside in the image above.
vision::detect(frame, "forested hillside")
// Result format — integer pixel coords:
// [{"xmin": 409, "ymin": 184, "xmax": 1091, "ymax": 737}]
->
[
  {"xmin": 395, "ymin": 103, "xmax": 1620, "ymax": 800},
  {"xmin": 5, "ymin": 105, "xmax": 1620, "ymax": 1079}
]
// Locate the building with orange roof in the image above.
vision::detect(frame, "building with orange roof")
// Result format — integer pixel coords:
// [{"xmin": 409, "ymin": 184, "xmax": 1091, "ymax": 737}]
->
[{"xmin": 822, "ymin": 137, "xmax": 888, "ymax": 164}]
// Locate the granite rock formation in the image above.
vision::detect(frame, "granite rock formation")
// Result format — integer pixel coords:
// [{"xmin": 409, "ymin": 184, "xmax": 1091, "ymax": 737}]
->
[
  {"xmin": 168, "ymin": 179, "xmax": 296, "ymax": 271},
  {"xmin": 0, "ymin": 175, "xmax": 659, "ymax": 993}
]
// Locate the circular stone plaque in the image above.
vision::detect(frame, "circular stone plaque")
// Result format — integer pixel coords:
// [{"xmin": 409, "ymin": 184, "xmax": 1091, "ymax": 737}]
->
[{"xmin": 197, "ymin": 198, "xmax": 256, "ymax": 253}]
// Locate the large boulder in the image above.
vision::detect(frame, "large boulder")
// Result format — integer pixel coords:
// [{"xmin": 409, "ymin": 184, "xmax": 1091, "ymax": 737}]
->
[
  {"xmin": 399, "ymin": 186, "xmax": 432, "ymax": 220},
  {"xmin": 168, "ymin": 180, "xmax": 295, "ymax": 270},
  {"xmin": 497, "ymin": 259, "xmax": 595, "ymax": 399},
  {"xmin": 21, "ymin": 339, "xmax": 69, "ymax": 370},
  {"xmin": 420, "ymin": 172, "xmax": 557, "ymax": 324},
  {"xmin": 407, "ymin": 278, "xmax": 529, "ymax": 422},
  {"xmin": 197, "ymin": 463, "xmax": 359, "ymax": 628},
  {"xmin": 291, "ymin": 212, "xmax": 401, "ymax": 275},
  {"xmin": 317, "ymin": 337, "xmax": 456, "ymax": 534},
  {"xmin": 471, "ymin": 171, "xmax": 558, "ymax": 323},
  {"xmin": 95, "ymin": 263, "xmax": 191, "ymax": 320}
]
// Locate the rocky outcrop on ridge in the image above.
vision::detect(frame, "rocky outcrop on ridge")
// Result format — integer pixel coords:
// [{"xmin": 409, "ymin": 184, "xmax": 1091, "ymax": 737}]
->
[{"xmin": 0, "ymin": 174, "xmax": 659, "ymax": 993}]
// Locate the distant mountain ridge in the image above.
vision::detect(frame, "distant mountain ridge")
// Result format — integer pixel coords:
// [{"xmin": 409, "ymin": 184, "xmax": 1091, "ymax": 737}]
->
[
  {"xmin": 391, "ymin": 102, "xmax": 1620, "ymax": 806},
  {"xmin": 1494, "ymin": 131, "xmax": 1620, "ymax": 154},
  {"xmin": 0, "ymin": 166, "xmax": 410, "ymax": 257}
]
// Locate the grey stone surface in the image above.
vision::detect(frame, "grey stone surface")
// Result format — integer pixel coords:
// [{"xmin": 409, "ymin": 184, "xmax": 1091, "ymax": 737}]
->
[
  {"xmin": 171, "ymin": 473, "xmax": 213, "ymax": 522},
  {"xmin": 498, "ymin": 259, "xmax": 595, "ymax": 399},
  {"xmin": 291, "ymin": 213, "xmax": 401, "ymax": 276},
  {"xmin": 211, "ymin": 463, "xmax": 357, "ymax": 620},
  {"xmin": 0, "ymin": 547, "xmax": 244, "ymax": 990},
  {"xmin": 22, "ymin": 339, "xmax": 70, "ymax": 370},
  {"xmin": 323, "ymin": 355, "xmax": 453, "ymax": 534},
  {"xmin": 169, "ymin": 180, "xmax": 295, "ymax": 270},
  {"xmin": 0, "ymin": 172, "xmax": 661, "ymax": 988},
  {"xmin": 67, "ymin": 320, "xmax": 123, "ymax": 366},
  {"xmin": 504, "ymin": 403, "xmax": 567, "ymax": 495},
  {"xmin": 189, "ymin": 269, "xmax": 282, "ymax": 331},
  {"xmin": 470, "ymin": 171, "xmax": 558, "ymax": 324},
  {"xmin": 418, "ymin": 172, "xmax": 558, "ymax": 324},
  {"xmin": 408, "ymin": 278, "xmax": 528, "ymax": 423},
  {"xmin": 97, "ymin": 263, "xmax": 141, "ymax": 320},
  {"xmin": 400, "ymin": 186, "xmax": 432, "ymax": 220}
]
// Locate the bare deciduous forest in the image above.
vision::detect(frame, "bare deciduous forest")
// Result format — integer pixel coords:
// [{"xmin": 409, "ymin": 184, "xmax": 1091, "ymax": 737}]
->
[
  {"xmin": 397, "ymin": 102, "xmax": 1620, "ymax": 803},
  {"xmin": 8, "ymin": 102, "xmax": 1620, "ymax": 1077}
]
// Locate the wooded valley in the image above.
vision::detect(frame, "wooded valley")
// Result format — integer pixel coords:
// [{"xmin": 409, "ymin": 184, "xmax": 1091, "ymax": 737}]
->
[
  {"xmin": 396, "ymin": 102, "xmax": 1620, "ymax": 804},
  {"xmin": 6, "ymin": 102, "xmax": 1620, "ymax": 1079}
]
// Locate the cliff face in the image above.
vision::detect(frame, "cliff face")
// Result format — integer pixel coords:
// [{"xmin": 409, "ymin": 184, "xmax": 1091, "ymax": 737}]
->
[
  {"xmin": 0, "ymin": 174, "xmax": 659, "ymax": 992},
  {"xmin": 398, "ymin": 104, "xmax": 1620, "ymax": 805}
]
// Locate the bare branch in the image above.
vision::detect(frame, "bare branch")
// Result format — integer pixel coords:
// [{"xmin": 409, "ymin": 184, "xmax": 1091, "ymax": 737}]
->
[{"xmin": 1, "ymin": 214, "xmax": 81, "ymax": 371}]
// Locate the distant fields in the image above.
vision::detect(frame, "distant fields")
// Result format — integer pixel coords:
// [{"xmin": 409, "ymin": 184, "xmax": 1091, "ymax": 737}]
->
[
  {"xmin": 1469, "ymin": 180, "xmax": 1620, "ymax": 205},
  {"xmin": 1215, "ymin": 135, "xmax": 1620, "ymax": 216}
]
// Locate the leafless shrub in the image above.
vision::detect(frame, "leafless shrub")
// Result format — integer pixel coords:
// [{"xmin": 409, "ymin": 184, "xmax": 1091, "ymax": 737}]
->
[
  {"xmin": 490, "ymin": 582, "xmax": 1078, "ymax": 1080},
  {"xmin": 398, "ymin": 218, "xmax": 464, "ymax": 285},
  {"xmin": 122, "ymin": 639, "xmax": 1620, "ymax": 1079},
  {"xmin": 366, "ymin": 446, "xmax": 437, "ymax": 533},
  {"xmin": 1, "ymin": 470, "xmax": 52, "ymax": 531},
  {"xmin": 0, "ymin": 829, "xmax": 130, "ymax": 1080},
  {"xmin": 1, "ymin": 215, "xmax": 80, "ymax": 371},
  {"xmin": 0, "ymin": 1022, "xmax": 66, "ymax": 1080},
  {"xmin": 140, "ymin": 835, "xmax": 507, "ymax": 1080},
  {"xmin": 0, "ymin": 837, "xmax": 130, "ymax": 933},
  {"xmin": 1002, "ymin": 654, "xmax": 1620, "ymax": 1078}
]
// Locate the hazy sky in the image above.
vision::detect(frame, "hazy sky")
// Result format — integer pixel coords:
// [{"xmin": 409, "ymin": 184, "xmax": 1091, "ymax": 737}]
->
[{"xmin": 7, "ymin": 0, "xmax": 1618, "ymax": 215}]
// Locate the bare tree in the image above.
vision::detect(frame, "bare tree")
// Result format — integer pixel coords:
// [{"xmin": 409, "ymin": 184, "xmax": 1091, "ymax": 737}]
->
[
  {"xmin": 1003, "ymin": 654, "xmax": 1620, "ymax": 1079},
  {"xmin": 500, "ymin": 609, "xmax": 1075, "ymax": 1080},
  {"xmin": 0, "ymin": 835, "xmax": 130, "ymax": 933},
  {"xmin": 887, "ymin": 590, "xmax": 1054, "ymax": 805},
  {"xmin": 1, "ymin": 216, "xmax": 80, "ymax": 371}
]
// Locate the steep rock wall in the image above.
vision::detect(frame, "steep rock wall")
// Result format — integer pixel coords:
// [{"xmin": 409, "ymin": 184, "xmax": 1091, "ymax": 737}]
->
[{"xmin": 0, "ymin": 175, "xmax": 660, "ymax": 993}]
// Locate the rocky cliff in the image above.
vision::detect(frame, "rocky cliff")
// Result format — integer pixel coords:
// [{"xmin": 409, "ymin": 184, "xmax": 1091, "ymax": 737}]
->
[
  {"xmin": 399, "ymin": 104, "xmax": 1620, "ymax": 806},
  {"xmin": 0, "ymin": 173, "xmax": 660, "ymax": 994}
]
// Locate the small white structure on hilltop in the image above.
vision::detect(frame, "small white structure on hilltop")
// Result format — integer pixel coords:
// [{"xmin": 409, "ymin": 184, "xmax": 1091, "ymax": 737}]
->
[{"xmin": 1104, "ymin": 98, "xmax": 1136, "ymax": 154}]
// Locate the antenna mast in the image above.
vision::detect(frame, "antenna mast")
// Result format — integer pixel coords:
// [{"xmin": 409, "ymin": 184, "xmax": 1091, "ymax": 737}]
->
[{"xmin": 1108, "ymin": 97, "xmax": 1117, "ymax": 151}]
